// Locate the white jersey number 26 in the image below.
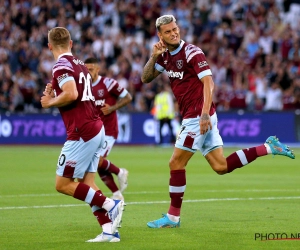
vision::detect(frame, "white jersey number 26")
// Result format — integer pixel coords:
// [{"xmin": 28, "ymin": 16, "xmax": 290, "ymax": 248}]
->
[{"xmin": 79, "ymin": 72, "xmax": 95, "ymax": 101}]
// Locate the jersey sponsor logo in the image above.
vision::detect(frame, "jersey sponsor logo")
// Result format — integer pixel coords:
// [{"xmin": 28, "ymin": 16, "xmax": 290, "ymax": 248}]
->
[
  {"xmin": 166, "ymin": 70, "xmax": 184, "ymax": 80},
  {"xmin": 198, "ymin": 61, "xmax": 208, "ymax": 68},
  {"xmin": 97, "ymin": 89, "xmax": 104, "ymax": 97},
  {"xmin": 57, "ymin": 73, "xmax": 69, "ymax": 83},
  {"xmin": 95, "ymin": 99, "xmax": 105, "ymax": 106},
  {"xmin": 176, "ymin": 60, "xmax": 183, "ymax": 69}
]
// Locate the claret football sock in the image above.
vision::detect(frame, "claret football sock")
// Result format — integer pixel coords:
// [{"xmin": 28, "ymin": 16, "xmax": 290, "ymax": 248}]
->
[
  {"xmin": 226, "ymin": 146, "xmax": 266, "ymax": 173},
  {"xmin": 98, "ymin": 170, "xmax": 119, "ymax": 192},
  {"xmin": 91, "ymin": 205, "xmax": 111, "ymax": 226},
  {"xmin": 168, "ymin": 170, "xmax": 186, "ymax": 216},
  {"xmin": 73, "ymin": 183, "xmax": 106, "ymax": 207},
  {"xmin": 89, "ymin": 190, "xmax": 112, "ymax": 226},
  {"xmin": 101, "ymin": 159, "xmax": 120, "ymax": 175}
]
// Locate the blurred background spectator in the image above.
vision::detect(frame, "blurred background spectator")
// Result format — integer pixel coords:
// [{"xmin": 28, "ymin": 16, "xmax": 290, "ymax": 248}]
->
[{"xmin": 0, "ymin": 0, "xmax": 300, "ymax": 114}]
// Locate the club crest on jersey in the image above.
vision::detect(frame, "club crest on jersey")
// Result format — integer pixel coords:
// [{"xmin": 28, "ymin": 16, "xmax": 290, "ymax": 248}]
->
[
  {"xmin": 176, "ymin": 60, "xmax": 183, "ymax": 69},
  {"xmin": 97, "ymin": 89, "xmax": 104, "ymax": 97}
]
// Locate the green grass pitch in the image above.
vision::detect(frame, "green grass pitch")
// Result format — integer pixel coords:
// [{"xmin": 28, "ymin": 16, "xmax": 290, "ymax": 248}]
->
[{"xmin": 0, "ymin": 145, "xmax": 299, "ymax": 250}]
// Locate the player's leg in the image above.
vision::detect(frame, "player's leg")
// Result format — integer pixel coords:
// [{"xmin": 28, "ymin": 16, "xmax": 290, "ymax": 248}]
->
[
  {"xmin": 97, "ymin": 135, "xmax": 129, "ymax": 198},
  {"xmin": 147, "ymin": 147, "xmax": 193, "ymax": 228},
  {"xmin": 147, "ymin": 117, "xmax": 197, "ymax": 228},
  {"xmin": 80, "ymin": 172, "xmax": 120, "ymax": 243},
  {"xmin": 98, "ymin": 156, "xmax": 121, "ymax": 197},
  {"xmin": 206, "ymin": 137, "xmax": 295, "ymax": 174},
  {"xmin": 203, "ymin": 114, "xmax": 295, "ymax": 174},
  {"xmin": 56, "ymin": 129, "xmax": 124, "ymax": 239}
]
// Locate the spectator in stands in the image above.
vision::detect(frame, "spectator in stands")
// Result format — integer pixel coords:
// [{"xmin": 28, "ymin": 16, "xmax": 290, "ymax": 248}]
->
[
  {"xmin": 264, "ymin": 82, "xmax": 283, "ymax": 111},
  {"xmin": 1, "ymin": 0, "xmax": 300, "ymax": 114}
]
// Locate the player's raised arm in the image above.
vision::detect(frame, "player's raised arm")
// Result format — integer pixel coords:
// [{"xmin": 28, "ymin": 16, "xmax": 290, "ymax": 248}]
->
[{"xmin": 141, "ymin": 40, "xmax": 165, "ymax": 83}]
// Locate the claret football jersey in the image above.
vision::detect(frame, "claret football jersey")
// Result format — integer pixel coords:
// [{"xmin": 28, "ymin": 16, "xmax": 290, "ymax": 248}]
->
[
  {"xmin": 51, "ymin": 52, "xmax": 102, "ymax": 141},
  {"xmin": 92, "ymin": 75, "xmax": 128, "ymax": 139},
  {"xmin": 155, "ymin": 40, "xmax": 216, "ymax": 119}
]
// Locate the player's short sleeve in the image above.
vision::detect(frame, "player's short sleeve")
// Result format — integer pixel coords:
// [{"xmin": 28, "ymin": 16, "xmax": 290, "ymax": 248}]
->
[
  {"xmin": 185, "ymin": 44, "xmax": 212, "ymax": 80},
  {"xmin": 155, "ymin": 54, "xmax": 165, "ymax": 73},
  {"xmin": 52, "ymin": 58, "xmax": 75, "ymax": 89},
  {"xmin": 103, "ymin": 77, "xmax": 125, "ymax": 97}
]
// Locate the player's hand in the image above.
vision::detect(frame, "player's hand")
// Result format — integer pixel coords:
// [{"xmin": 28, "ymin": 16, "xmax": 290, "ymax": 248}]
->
[
  {"xmin": 40, "ymin": 95, "xmax": 53, "ymax": 108},
  {"xmin": 43, "ymin": 83, "xmax": 55, "ymax": 97},
  {"xmin": 101, "ymin": 103, "xmax": 113, "ymax": 115},
  {"xmin": 152, "ymin": 39, "xmax": 166, "ymax": 56},
  {"xmin": 200, "ymin": 113, "xmax": 212, "ymax": 135}
]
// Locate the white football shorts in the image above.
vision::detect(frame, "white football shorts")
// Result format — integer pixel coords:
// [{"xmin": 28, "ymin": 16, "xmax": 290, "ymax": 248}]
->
[
  {"xmin": 56, "ymin": 127, "xmax": 105, "ymax": 179},
  {"xmin": 99, "ymin": 135, "xmax": 116, "ymax": 157},
  {"xmin": 175, "ymin": 113, "xmax": 223, "ymax": 156}
]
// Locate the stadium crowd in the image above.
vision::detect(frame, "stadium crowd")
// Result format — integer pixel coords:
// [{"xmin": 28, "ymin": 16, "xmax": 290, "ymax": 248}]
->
[{"xmin": 0, "ymin": 0, "xmax": 300, "ymax": 114}]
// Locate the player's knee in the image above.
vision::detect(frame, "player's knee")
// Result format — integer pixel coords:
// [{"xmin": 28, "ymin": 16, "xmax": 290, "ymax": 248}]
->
[
  {"xmin": 169, "ymin": 158, "xmax": 185, "ymax": 170},
  {"xmin": 98, "ymin": 157, "xmax": 104, "ymax": 167},
  {"xmin": 55, "ymin": 183, "xmax": 64, "ymax": 193},
  {"xmin": 212, "ymin": 163, "xmax": 228, "ymax": 175},
  {"xmin": 55, "ymin": 182, "xmax": 67, "ymax": 194}
]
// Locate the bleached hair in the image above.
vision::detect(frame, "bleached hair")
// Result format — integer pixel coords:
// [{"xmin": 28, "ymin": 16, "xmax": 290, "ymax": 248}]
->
[{"xmin": 155, "ymin": 15, "xmax": 177, "ymax": 31}]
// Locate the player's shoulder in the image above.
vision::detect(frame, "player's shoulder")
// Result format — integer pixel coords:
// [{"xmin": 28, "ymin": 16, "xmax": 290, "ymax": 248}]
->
[
  {"xmin": 53, "ymin": 55, "xmax": 75, "ymax": 73},
  {"xmin": 102, "ymin": 76, "xmax": 118, "ymax": 91},
  {"xmin": 183, "ymin": 42, "xmax": 204, "ymax": 63}
]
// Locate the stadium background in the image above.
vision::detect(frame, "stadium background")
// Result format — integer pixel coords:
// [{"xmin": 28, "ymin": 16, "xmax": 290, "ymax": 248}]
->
[
  {"xmin": 1, "ymin": 2, "xmax": 300, "ymax": 249},
  {"xmin": 0, "ymin": 0, "xmax": 300, "ymax": 145}
]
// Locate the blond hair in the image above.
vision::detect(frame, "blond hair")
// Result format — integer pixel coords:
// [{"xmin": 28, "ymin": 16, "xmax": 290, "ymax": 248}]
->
[
  {"xmin": 48, "ymin": 27, "xmax": 71, "ymax": 49},
  {"xmin": 155, "ymin": 15, "xmax": 176, "ymax": 31}
]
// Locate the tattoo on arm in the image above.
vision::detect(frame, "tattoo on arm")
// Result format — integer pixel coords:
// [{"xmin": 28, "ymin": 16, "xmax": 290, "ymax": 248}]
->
[
  {"xmin": 201, "ymin": 113, "xmax": 210, "ymax": 122},
  {"xmin": 141, "ymin": 55, "xmax": 159, "ymax": 83}
]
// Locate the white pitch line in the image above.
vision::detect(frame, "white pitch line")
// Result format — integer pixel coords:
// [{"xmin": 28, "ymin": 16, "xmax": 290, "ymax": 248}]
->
[
  {"xmin": 1, "ymin": 196, "xmax": 300, "ymax": 210},
  {"xmin": 1, "ymin": 189, "xmax": 300, "ymax": 198}
]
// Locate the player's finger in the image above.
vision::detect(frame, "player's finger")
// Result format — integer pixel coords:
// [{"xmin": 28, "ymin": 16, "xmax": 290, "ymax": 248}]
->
[{"xmin": 159, "ymin": 39, "xmax": 166, "ymax": 46}]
